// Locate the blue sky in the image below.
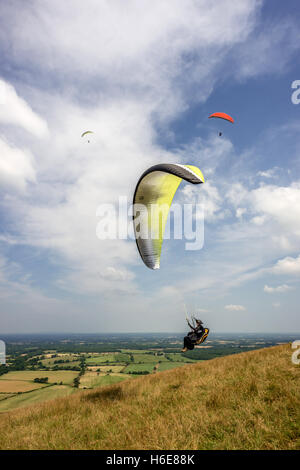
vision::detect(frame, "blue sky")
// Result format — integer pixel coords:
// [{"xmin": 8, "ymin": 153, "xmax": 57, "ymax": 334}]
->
[{"xmin": 0, "ymin": 0, "xmax": 300, "ymax": 333}]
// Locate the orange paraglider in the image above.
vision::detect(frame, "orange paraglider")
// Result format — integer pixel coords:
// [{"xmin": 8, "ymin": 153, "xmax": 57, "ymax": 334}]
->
[
  {"xmin": 208, "ymin": 112, "xmax": 234, "ymax": 136},
  {"xmin": 208, "ymin": 112, "xmax": 234, "ymax": 123}
]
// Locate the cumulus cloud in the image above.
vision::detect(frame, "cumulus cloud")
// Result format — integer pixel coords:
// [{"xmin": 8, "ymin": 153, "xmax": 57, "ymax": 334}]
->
[
  {"xmin": 257, "ymin": 167, "xmax": 280, "ymax": 179},
  {"xmin": 225, "ymin": 304, "xmax": 246, "ymax": 311},
  {"xmin": 226, "ymin": 183, "xmax": 249, "ymax": 208},
  {"xmin": 264, "ymin": 284, "xmax": 292, "ymax": 293},
  {"xmin": 271, "ymin": 254, "xmax": 300, "ymax": 275},
  {"xmin": 181, "ymin": 180, "xmax": 224, "ymax": 223},
  {"xmin": 99, "ymin": 266, "xmax": 135, "ymax": 282},
  {"xmin": 251, "ymin": 183, "xmax": 300, "ymax": 234},
  {"xmin": 236, "ymin": 207, "xmax": 247, "ymax": 219},
  {"xmin": 0, "ymin": 138, "xmax": 36, "ymax": 191},
  {"xmin": 7, "ymin": 97, "xmax": 168, "ymax": 296},
  {"xmin": 0, "ymin": 1, "xmax": 262, "ymax": 120},
  {"xmin": 0, "ymin": 79, "xmax": 48, "ymax": 137},
  {"xmin": 223, "ymin": 179, "xmax": 300, "ymax": 253}
]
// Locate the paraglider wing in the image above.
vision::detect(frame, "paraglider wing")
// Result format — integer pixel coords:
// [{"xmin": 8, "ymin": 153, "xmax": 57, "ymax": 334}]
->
[
  {"xmin": 81, "ymin": 130, "xmax": 94, "ymax": 138},
  {"xmin": 133, "ymin": 163, "xmax": 204, "ymax": 270},
  {"xmin": 208, "ymin": 112, "xmax": 234, "ymax": 124}
]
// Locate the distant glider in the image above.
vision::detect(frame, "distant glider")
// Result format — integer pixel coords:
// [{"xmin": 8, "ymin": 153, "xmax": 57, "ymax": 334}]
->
[
  {"xmin": 81, "ymin": 130, "xmax": 94, "ymax": 143},
  {"xmin": 208, "ymin": 112, "xmax": 234, "ymax": 136}
]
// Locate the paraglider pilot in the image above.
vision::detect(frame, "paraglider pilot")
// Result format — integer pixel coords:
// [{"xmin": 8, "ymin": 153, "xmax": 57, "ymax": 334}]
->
[{"xmin": 182, "ymin": 318, "xmax": 209, "ymax": 352}]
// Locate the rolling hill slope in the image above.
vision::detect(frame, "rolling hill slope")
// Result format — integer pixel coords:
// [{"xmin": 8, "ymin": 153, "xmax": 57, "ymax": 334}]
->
[{"xmin": 0, "ymin": 344, "xmax": 299, "ymax": 450}]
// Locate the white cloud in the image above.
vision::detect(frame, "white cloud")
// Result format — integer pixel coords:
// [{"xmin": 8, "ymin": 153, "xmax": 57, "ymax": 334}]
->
[
  {"xmin": 100, "ymin": 266, "xmax": 135, "ymax": 282},
  {"xmin": 271, "ymin": 255, "xmax": 300, "ymax": 275},
  {"xmin": 236, "ymin": 207, "xmax": 247, "ymax": 219},
  {"xmin": 0, "ymin": 1, "xmax": 261, "ymax": 120},
  {"xmin": 251, "ymin": 215, "xmax": 266, "ymax": 226},
  {"xmin": 257, "ymin": 167, "xmax": 280, "ymax": 179},
  {"xmin": 264, "ymin": 284, "xmax": 292, "ymax": 294},
  {"xmin": 181, "ymin": 180, "xmax": 224, "ymax": 223},
  {"xmin": 0, "ymin": 138, "xmax": 36, "ymax": 191},
  {"xmin": 226, "ymin": 183, "xmax": 249, "ymax": 207},
  {"xmin": 0, "ymin": 79, "xmax": 48, "ymax": 137},
  {"xmin": 223, "ymin": 180, "xmax": 300, "ymax": 253},
  {"xmin": 2, "ymin": 96, "xmax": 170, "ymax": 295},
  {"xmin": 251, "ymin": 183, "xmax": 300, "ymax": 234},
  {"xmin": 225, "ymin": 304, "xmax": 246, "ymax": 311}
]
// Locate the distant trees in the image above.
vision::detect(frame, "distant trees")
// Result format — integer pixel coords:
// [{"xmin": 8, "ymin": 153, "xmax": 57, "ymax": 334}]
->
[
  {"xmin": 34, "ymin": 377, "xmax": 48, "ymax": 384},
  {"xmin": 79, "ymin": 355, "xmax": 86, "ymax": 377},
  {"xmin": 9, "ymin": 357, "xmax": 26, "ymax": 371},
  {"xmin": 128, "ymin": 371, "xmax": 149, "ymax": 375},
  {"xmin": 0, "ymin": 365, "xmax": 8, "ymax": 376},
  {"xmin": 27, "ymin": 357, "xmax": 40, "ymax": 367},
  {"xmin": 73, "ymin": 377, "xmax": 80, "ymax": 388},
  {"xmin": 52, "ymin": 365, "xmax": 81, "ymax": 371}
]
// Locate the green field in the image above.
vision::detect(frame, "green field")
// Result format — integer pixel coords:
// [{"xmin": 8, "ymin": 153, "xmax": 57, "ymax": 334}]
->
[
  {"xmin": 85, "ymin": 354, "xmax": 116, "ymax": 364},
  {"xmin": 42, "ymin": 357, "xmax": 80, "ymax": 367},
  {"xmin": 0, "ymin": 385, "xmax": 74, "ymax": 412},
  {"xmin": 120, "ymin": 349, "xmax": 151, "ymax": 354},
  {"xmin": 114, "ymin": 353, "xmax": 131, "ymax": 362},
  {"xmin": 124, "ymin": 363, "xmax": 157, "ymax": 373},
  {"xmin": 165, "ymin": 353, "xmax": 196, "ymax": 363},
  {"xmin": 154, "ymin": 354, "xmax": 173, "ymax": 362},
  {"xmin": 133, "ymin": 353, "xmax": 159, "ymax": 363},
  {"xmin": 157, "ymin": 361, "xmax": 190, "ymax": 371},
  {"xmin": 0, "ymin": 347, "xmax": 205, "ymax": 412},
  {"xmin": 80, "ymin": 373, "xmax": 131, "ymax": 389},
  {"xmin": 42, "ymin": 363, "xmax": 81, "ymax": 370}
]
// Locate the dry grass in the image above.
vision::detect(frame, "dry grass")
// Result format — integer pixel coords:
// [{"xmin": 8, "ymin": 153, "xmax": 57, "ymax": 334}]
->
[
  {"xmin": 0, "ymin": 380, "xmax": 45, "ymax": 393},
  {"xmin": 0, "ymin": 344, "xmax": 299, "ymax": 450},
  {"xmin": 0, "ymin": 385, "xmax": 74, "ymax": 413}
]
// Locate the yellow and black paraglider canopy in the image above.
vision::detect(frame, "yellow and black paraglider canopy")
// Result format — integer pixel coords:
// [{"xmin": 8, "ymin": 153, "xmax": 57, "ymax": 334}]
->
[{"xmin": 133, "ymin": 163, "xmax": 205, "ymax": 269}]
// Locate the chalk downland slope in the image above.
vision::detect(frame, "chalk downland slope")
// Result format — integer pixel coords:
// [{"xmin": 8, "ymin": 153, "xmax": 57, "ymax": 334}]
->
[{"xmin": 0, "ymin": 344, "xmax": 299, "ymax": 450}]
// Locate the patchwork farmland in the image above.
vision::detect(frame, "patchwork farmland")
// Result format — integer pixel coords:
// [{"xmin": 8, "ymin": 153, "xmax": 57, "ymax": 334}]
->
[
  {"xmin": 1, "ymin": 332, "xmax": 289, "ymax": 413},
  {"xmin": 0, "ymin": 349, "xmax": 196, "ymax": 412}
]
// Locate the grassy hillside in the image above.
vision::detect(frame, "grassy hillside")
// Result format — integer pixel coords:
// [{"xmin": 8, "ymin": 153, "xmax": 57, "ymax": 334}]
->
[{"xmin": 0, "ymin": 344, "xmax": 299, "ymax": 450}]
